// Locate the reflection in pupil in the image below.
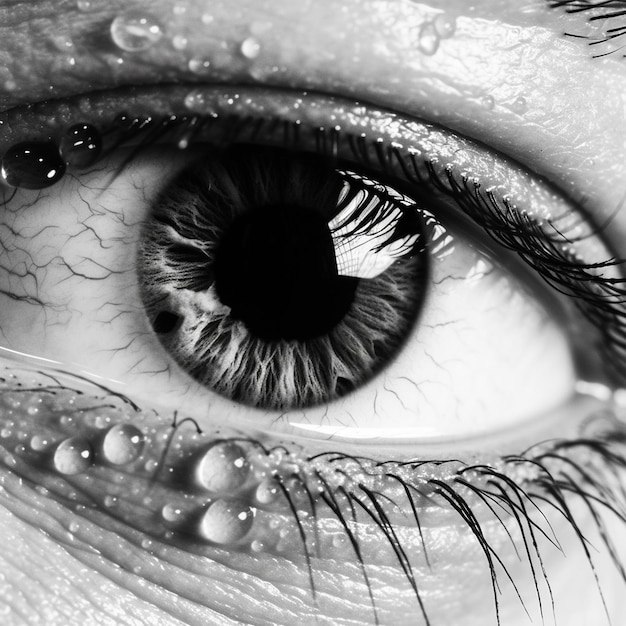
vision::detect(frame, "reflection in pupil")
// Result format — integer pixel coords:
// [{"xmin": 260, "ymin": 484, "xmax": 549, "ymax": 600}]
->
[
  {"xmin": 139, "ymin": 145, "xmax": 428, "ymax": 409},
  {"xmin": 214, "ymin": 203, "xmax": 357, "ymax": 341}
]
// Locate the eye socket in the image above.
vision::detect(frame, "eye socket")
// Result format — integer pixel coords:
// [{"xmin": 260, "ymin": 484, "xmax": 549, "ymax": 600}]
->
[{"xmin": 0, "ymin": 87, "xmax": 617, "ymax": 446}]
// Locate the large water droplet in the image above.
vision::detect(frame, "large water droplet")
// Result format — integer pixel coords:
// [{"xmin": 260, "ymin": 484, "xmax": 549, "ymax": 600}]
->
[
  {"xmin": 418, "ymin": 22, "xmax": 440, "ymax": 56},
  {"xmin": 196, "ymin": 442, "xmax": 250, "ymax": 492},
  {"xmin": 110, "ymin": 12, "xmax": 164, "ymax": 52},
  {"xmin": 1, "ymin": 141, "xmax": 66, "ymax": 189},
  {"xmin": 101, "ymin": 424, "xmax": 145, "ymax": 465},
  {"xmin": 199, "ymin": 499, "xmax": 255, "ymax": 544},
  {"xmin": 59, "ymin": 123, "xmax": 102, "ymax": 168},
  {"xmin": 53, "ymin": 437, "xmax": 93, "ymax": 475}
]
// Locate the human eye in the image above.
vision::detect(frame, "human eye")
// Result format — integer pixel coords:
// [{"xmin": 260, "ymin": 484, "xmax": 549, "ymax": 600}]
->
[{"xmin": 1, "ymin": 2, "xmax": 626, "ymax": 626}]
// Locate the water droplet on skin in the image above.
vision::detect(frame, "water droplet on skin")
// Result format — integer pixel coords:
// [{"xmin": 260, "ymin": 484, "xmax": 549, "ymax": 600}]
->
[
  {"xmin": 481, "ymin": 95, "xmax": 495, "ymax": 110},
  {"xmin": 188, "ymin": 58, "xmax": 211, "ymax": 75},
  {"xmin": 250, "ymin": 539, "xmax": 264, "ymax": 552},
  {"xmin": 0, "ymin": 429, "xmax": 11, "ymax": 439},
  {"xmin": 110, "ymin": 12, "xmax": 164, "ymax": 52},
  {"xmin": 103, "ymin": 495, "xmax": 118, "ymax": 508},
  {"xmin": 196, "ymin": 442, "xmax": 250, "ymax": 492},
  {"xmin": 433, "ymin": 13, "xmax": 456, "ymax": 39},
  {"xmin": 76, "ymin": 0, "xmax": 92, "ymax": 10},
  {"xmin": 511, "ymin": 95, "xmax": 527, "ymax": 114},
  {"xmin": 172, "ymin": 35, "xmax": 188, "ymax": 50},
  {"xmin": 59, "ymin": 123, "xmax": 102, "ymax": 169},
  {"xmin": 1, "ymin": 141, "xmax": 66, "ymax": 189},
  {"xmin": 173, "ymin": 5, "xmax": 187, "ymax": 15},
  {"xmin": 101, "ymin": 424, "xmax": 145, "ymax": 465},
  {"xmin": 161, "ymin": 503, "xmax": 183, "ymax": 523},
  {"xmin": 201, "ymin": 13, "xmax": 214, "ymax": 25},
  {"xmin": 30, "ymin": 434, "xmax": 50, "ymax": 451},
  {"xmin": 199, "ymin": 499, "xmax": 255, "ymax": 544},
  {"xmin": 68, "ymin": 521, "xmax": 80, "ymax": 533},
  {"xmin": 418, "ymin": 22, "xmax": 440, "ymax": 56},
  {"xmin": 141, "ymin": 538, "xmax": 153, "ymax": 550},
  {"xmin": 53, "ymin": 437, "xmax": 93, "ymax": 475},
  {"xmin": 240, "ymin": 37, "xmax": 261, "ymax": 60},
  {"xmin": 255, "ymin": 477, "xmax": 280, "ymax": 505}
]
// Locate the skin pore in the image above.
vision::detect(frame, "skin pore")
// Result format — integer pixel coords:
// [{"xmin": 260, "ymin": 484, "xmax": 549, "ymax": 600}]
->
[{"xmin": 1, "ymin": 0, "xmax": 626, "ymax": 624}]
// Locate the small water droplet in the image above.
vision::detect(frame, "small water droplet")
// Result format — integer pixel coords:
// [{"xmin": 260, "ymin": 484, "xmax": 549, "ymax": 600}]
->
[
  {"xmin": 433, "ymin": 13, "xmax": 456, "ymax": 39},
  {"xmin": 0, "ymin": 428, "xmax": 11, "ymax": 439},
  {"xmin": 101, "ymin": 424, "xmax": 145, "ymax": 465},
  {"xmin": 30, "ymin": 434, "xmax": 50, "ymax": 451},
  {"xmin": 255, "ymin": 477, "xmax": 280, "ymax": 505},
  {"xmin": 188, "ymin": 58, "xmax": 211, "ymax": 75},
  {"xmin": 201, "ymin": 13, "xmax": 214, "ymax": 25},
  {"xmin": 1, "ymin": 141, "xmax": 66, "ymax": 189},
  {"xmin": 240, "ymin": 37, "xmax": 261, "ymax": 60},
  {"xmin": 196, "ymin": 442, "xmax": 250, "ymax": 492},
  {"xmin": 68, "ymin": 521, "xmax": 80, "ymax": 533},
  {"xmin": 481, "ymin": 94, "xmax": 495, "ymax": 110},
  {"xmin": 76, "ymin": 0, "xmax": 92, "ymax": 10},
  {"xmin": 511, "ymin": 95, "xmax": 527, "ymax": 114},
  {"xmin": 53, "ymin": 437, "xmax": 93, "ymax": 475},
  {"xmin": 418, "ymin": 22, "xmax": 440, "ymax": 56},
  {"xmin": 110, "ymin": 12, "xmax": 164, "ymax": 52},
  {"xmin": 250, "ymin": 539, "xmax": 265, "ymax": 552},
  {"xmin": 161, "ymin": 503, "xmax": 183, "ymax": 523},
  {"xmin": 172, "ymin": 35, "xmax": 188, "ymax": 50},
  {"xmin": 59, "ymin": 123, "xmax": 102, "ymax": 168},
  {"xmin": 199, "ymin": 499, "xmax": 255, "ymax": 544},
  {"xmin": 103, "ymin": 495, "xmax": 118, "ymax": 508},
  {"xmin": 173, "ymin": 5, "xmax": 187, "ymax": 15},
  {"xmin": 141, "ymin": 538, "xmax": 153, "ymax": 550}
]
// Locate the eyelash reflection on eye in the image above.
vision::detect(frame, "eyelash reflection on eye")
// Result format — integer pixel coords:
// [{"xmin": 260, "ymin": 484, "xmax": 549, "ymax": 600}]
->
[
  {"xmin": 548, "ymin": 0, "xmax": 626, "ymax": 57},
  {"xmin": 72, "ymin": 107, "xmax": 626, "ymax": 384},
  {"xmin": 3, "ymin": 368, "xmax": 626, "ymax": 626}
]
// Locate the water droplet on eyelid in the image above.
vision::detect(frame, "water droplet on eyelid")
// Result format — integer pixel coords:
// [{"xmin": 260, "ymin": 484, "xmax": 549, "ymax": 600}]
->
[
  {"xmin": 161, "ymin": 503, "xmax": 184, "ymax": 522},
  {"xmin": 30, "ymin": 434, "xmax": 51, "ymax": 451},
  {"xmin": 59, "ymin": 123, "xmax": 103, "ymax": 169},
  {"xmin": 199, "ymin": 499, "xmax": 255, "ymax": 544},
  {"xmin": 417, "ymin": 21, "xmax": 440, "ymax": 56},
  {"xmin": 196, "ymin": 442, "xmax": 250, "ymax": 492},
  {"xmin": 240, "ymin": 37, "xmax": 261, "ymax": 60},
  {"xmin": 53, "ymin": 437, "xmax": 93, "ymax": 475},
  {"xmin": 187, "ymin": 58, "xmax": 212, "ymax": 76},
  {"xmin": 1, "ymin": 141, "xmax": 66, "ymax": 189},
  {"xmin": 481, "ymin": 94, "xmax": 495, "ymax": 110},
  {"xmin": 101, "ymin": 424, "xmax": 145, "ymax": 465},
  {"xmin": 110, "ymin": 12, "xmax": 164, "ymax": 52},
  {"xmin": 201, "ymin": 13, "xmax": 214, "ymax": 25},
  {"xmin": 511, "ymin": 95, "xmax": 527, "ymax": 114},
  {"xmin": 433, "ymin": 13, "xmax": 456, "ymax": 39},
  {"xmin": 76, "ymin": 0, "xmax": 92, "ymax": 10},
  {"xmin": 172, "ymin": 35, "xmax": 188, "ymax": 50}
]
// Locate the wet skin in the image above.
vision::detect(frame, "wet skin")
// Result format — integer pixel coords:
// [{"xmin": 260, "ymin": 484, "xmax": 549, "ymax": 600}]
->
[{"xmin": 1, "ymin": 0, "xmax": 626, "ymax": 625}]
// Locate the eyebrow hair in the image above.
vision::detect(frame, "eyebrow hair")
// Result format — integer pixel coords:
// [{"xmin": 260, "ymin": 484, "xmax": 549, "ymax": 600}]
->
[{"xmin": 546, "ymin": 0, "xmax": 626, "ymax": 58}]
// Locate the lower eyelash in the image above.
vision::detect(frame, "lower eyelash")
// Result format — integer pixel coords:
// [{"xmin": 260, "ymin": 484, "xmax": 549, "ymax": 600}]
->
[{"xmin": 1, "ymin": 367, "xmax": 626, "ymax": 626}]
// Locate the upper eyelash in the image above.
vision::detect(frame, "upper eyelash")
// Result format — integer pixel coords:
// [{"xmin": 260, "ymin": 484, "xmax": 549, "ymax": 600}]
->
[{"xmin": 92, "ymin": 111, "xmax": 626, "ymax": 384}]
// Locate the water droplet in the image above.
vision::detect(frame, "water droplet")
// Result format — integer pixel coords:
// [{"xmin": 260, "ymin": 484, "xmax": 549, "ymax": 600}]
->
[
  {"xmin": 101, "ymin": 424, "xmax": 145, "ymax": 465},
  {"xmin": 0, "ymin": 428, "xmax": 11, "ymax": 439},
  {"xmin": 250, "ymin": 539, "xmax": 265, "ymax": 552},
  {"xmin": 199, "ymin": 499, "xmax": 255, "ymax": 544},
  {"xmin": 418, "ymin": 22, "xmax": 440, "ymax": 56},
  {"xmin": 511, "ymin": 95, "xmax": 527, "ymax": 114},
  {"xmin": 161, "ymin": 503, "xmax": 183, "ymax": 523},
  {"xmin": 196, "ymin": 442, "xmax": 250, "ymax": 492},
  {"xmin": 172, "ymin": 35, "xmax": 188, "ymax": 50},
  {"xmin": 30, "ymin": 434, "xmax": 50, "ymax": 451},
  {"xmin": 481, "ymin": 95, "xmax": 495, "ymax": 110},
  {"xmin": 255, "ymin": 477, "xmax": 280, "ymax": 505},
  {"xmin": 141, "ymin": 538, "xmax": 153, "ymax": 550},
  {"xmin": 433, "ymin": 13, "xmax": 456, "ymax": 39},
  {"xmin": 76, "ymin": 0, "xmax": 92, "ymax": 10},
  {"xmin": 173, "ymin": 5, "xmax": 187, "ymax": 15},
  {"xmin": 103, "ymin": 495, "xmax": 118, "ymax": 508},
  {"xmin": 187, "ymin": 58, "xmax": 211, "ymax": 76},
  {"xmin": 59, "ymin": 123, "xmax": 102, "ymax": 168},
  {"xmin": 68, "ymin": 521, "xmax": 80, "ymax": 533},
  {"xmin": 1, "ymin": 141, "xmax": 66, "ymax": 189},
  {"xmin": 53, "ymin": 437, "xmax": 93, "ymax": 475},
  {"xmin": 240, "ymin": 37, "xmax": 261, "ymax": 60},
  {"xmin": 110, "ymin": 12, "xmax": 164, "ymax": 52}
]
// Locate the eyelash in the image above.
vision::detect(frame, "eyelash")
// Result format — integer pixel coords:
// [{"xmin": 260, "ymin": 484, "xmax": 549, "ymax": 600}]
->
[
  {"xmin": 549, "ymin": 0, "xmax": 626, "ymax": 57},
  {"xmin": 94, "ymin": 109, "xmax": 626, "ymax": 383},
  {"xmin": 4, "ymin": 98, "xmax": 626, "ymax": 624}
]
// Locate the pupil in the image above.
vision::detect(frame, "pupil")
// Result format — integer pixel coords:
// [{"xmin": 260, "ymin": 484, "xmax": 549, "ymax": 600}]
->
[{"xmin": 214, "ymin": 203, "xmax": 358, "ymax": 341}]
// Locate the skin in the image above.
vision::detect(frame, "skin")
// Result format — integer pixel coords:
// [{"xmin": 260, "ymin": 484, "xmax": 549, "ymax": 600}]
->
[{"xmin": 0, "ymin": 0, "xmax": 626, "ymax": 624}]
